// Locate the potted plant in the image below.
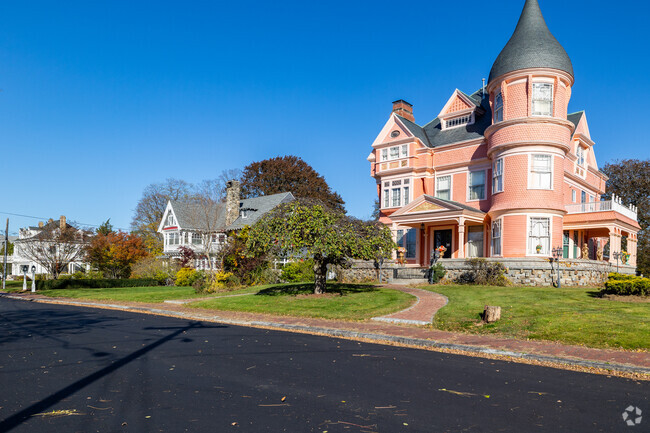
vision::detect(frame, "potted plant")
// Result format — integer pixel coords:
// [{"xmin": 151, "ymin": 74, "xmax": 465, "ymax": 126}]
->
[
  {"xmin": 397, "ymin": 247, "xmax": 406, "ymax": 265},
  {"xmin": 536, "ymin": 244, "xmax": 543, "ymax": 254}
]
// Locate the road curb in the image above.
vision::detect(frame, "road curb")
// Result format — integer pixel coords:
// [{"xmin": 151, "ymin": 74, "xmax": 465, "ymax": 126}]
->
[{"xmin": 2, "ymin": 293, "xmax": 649, "ymax": 376}]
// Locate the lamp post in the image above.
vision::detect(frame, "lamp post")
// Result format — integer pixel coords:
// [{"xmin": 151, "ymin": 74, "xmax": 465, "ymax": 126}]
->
[
  {"xmin": 31, "ymin": 266, "xmax": 36, "ymax": 292},
  {"xmin": 21, "ymin": 265, "xmax": 28, "ymax": 291},
  {"xmin": 552, "ymin": 246, "xmax": 563, "ymax": 288},
  {"xmin": 612, "ymin": 251, "xmax": 622, "ymax": 273}
]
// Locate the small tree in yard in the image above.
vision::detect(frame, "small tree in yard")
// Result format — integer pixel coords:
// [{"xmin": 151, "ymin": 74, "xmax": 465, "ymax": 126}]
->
[
  {"xmin": 86, "ymin": 232, "xmax": 149, "ymax": 279},
  {"xmin": 246, "ymin": 200, "xmax": 395, "ymax": 294}
]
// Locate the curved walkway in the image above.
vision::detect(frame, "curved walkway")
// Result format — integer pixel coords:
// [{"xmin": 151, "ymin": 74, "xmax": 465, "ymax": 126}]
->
[{"xmin": 372, "ymin": 285, "xmax": 448, "ymax": 326}]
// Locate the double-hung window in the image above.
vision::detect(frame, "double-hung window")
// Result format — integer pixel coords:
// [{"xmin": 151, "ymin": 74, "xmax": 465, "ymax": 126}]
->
[
  {"xmin": 491, "ymin": 219, "xmax": 502, "ymax": 256},
  {"xmin": 468, "ymin": 171, "xmax": 486, "ymax": 200},
  {"xmin": 494, "ymin": 92, "xmax": 503, "ymax": 123},
  {"xmin": 576, "ymin": 146, "xmax": 585, "ymax": 166},
  {"xmin": 381, "ymin": 145, "xmax": 408, "ymax": 162},
  {"xmin": 382, "ymin": 178, "xmax": 410, "ymax": 208},
  {"xmin": 168, "ymin": 232, "xmax": 180, "ymax": 245},
  {"xmin": 191, "ymin": 233, "xmax": 202, "ymax": 245},
  {"xmin": 532, "ymin": 83, "xmax": 553, "ymax": 116},
  {"xmin": 435, "ymin": 175, "xmax": 451, "ymax": 200},
  {"xmin": 492, "ymin": 158, "xmax": 503, "ymax": 193},
  {"xmin": 529, "ymin": 217, "xmax": 550, "ymax": 255},
  {"xmin": 530, "ymin": 154, "xmax": 552, "ymax": 189}
]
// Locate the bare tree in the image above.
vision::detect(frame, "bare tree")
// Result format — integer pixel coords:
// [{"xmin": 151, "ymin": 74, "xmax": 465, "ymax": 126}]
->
[{"xmin": 16, "ymin": 220, "xmax": 91, "ymax": 279}]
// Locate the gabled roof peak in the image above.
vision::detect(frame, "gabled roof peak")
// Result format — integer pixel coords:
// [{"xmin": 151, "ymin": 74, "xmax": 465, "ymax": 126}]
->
[{"xmin": 488, "ymin": 0, "xmax": 573, "ymax": 84}]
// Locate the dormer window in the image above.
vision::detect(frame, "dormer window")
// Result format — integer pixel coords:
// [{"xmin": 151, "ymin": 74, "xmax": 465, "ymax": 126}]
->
[
  {"xmin": 494, "ymin": 93, "xmax": 503, "ymax": 123},
  {"xmin": 241, "ymin": 210, "xmax": 249, "ymax": 219},
  {"xmin": 532, "ymin": 83, "xmax": 553, "ymax": 116},
  {"xmin": 576, "ymin": 145, "xmax": 585, "ymax": 166},
  {"xmin": 443, "ymin": 113, "xmax": 474, "ymax": 130},
  {"xmin": 166, "ymin": 214, "xmax": 175, "ymax": 227}
]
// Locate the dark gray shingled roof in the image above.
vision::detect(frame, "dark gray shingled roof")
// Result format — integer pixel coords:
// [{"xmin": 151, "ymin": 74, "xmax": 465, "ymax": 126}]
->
[
  {"xmin": 170, "ymin": 192, "xmax": 294, "ymax": 232},
  {"xmin": 567, "ymin": 111, "xmax": 584, "ymax": 136},
  {"xmin": 488, "ymin": 0, "xmax": 573, "ymax": 84},
  {"xmin": 395, "ymin": 89, "xmax": 492, "ymax": 149},
  {"xmin": 226, "ymin": 192, "xmax": 294, "ymax": 231}
]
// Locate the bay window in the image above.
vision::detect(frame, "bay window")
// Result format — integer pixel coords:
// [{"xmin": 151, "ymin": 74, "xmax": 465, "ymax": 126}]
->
[
  {"xmin": 382, "ymin": 178, "xmax": 411, "ymax": 208},
  {"xmin": 397, "ymin": 229, "xmax": 417, "ymax": 259},
  {"xmin": 381, "ymin": 144, "xmax": 409, "ymax": 162}
]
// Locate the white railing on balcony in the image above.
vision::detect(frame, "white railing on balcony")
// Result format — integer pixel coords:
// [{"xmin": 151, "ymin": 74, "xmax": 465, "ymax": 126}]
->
[{"xmin": 565, "ymin": 194, "xmax": 638, "ymax": 221}]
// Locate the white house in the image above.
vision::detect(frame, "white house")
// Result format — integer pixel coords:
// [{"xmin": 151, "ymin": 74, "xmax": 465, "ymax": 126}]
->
[{"xmin": 157, "ymin": 180, "xmax": 294, "ymax": 268}]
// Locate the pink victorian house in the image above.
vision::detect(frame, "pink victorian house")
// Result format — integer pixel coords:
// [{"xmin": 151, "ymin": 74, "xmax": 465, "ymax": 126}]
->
[{"xmin": 369, "ymin": 0, "xmax": 640, "ymax": 271}]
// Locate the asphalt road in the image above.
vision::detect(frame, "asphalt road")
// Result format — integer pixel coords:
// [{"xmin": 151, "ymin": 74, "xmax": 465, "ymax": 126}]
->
[{"xmin": 0, "ymin": 297, "xmax": 647, "ymax": 433}]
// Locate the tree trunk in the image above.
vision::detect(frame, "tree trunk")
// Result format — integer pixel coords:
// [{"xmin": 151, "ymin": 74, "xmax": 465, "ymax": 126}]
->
[
  {"xmin": 313, "ymin": 257, "xmax": 328, "ymax": 294},
  {"xmin": 483, "ymin": 305, "xmax": 501, "ymax": 323}
]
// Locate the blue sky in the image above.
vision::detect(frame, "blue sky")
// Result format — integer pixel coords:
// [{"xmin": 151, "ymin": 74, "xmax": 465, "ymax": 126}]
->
[{"xmin": 2, "ymin": 0, "xmax": 649, "ymax": 235}]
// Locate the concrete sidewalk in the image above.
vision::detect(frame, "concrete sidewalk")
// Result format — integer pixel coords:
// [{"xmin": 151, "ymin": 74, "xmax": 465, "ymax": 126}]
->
[{"xmin": 2, "ymin": 289, "xmax": 649, "ymax": 377}]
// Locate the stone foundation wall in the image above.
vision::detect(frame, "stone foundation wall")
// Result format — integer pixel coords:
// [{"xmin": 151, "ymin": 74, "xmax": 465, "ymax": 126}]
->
[{"xmin": 339, "ymin": 258, "xmax": 635, "ymax": 287}]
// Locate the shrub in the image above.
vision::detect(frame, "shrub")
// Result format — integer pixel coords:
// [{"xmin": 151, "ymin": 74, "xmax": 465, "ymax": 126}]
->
[
  {"xmin": 199, "ymin": 271, "xmax": 241, "ymax": 293},
  {"xmin": 607, "ymin": 272, "xmax": 637, "ymax": 281},
  {"xmin": 428, "ymin": 263, "xmax": 446, "ymax": 284},
  {"xmin": 175, "ymin": 268, "xmax": 204, "ymax": 287},
  {"xmin": 456, "ymin": 258, "xmax": 509, "ymax": 286},
  {"xmin": 35, "ymin": 279, "xmax": 160, "ymax": 290},
  {"xmin": 600, "ymin": 277, "xmax": 650, "ymax": 297},
  {"xmin": 281, "ymin": 260, "xmax": 315, "ymax": 282},
  {"xmin": 131, "ymin": 257, "xmax": 180, "ymax": 285}
]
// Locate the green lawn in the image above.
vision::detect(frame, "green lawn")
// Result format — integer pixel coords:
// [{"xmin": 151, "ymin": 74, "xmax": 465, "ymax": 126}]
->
[
  {"xmin": 425, "ymin": 285, "xmax": 650, "ymax": 350},
  {"xmin": 189, "ymin": 283, "xmax": 415, "ymax": 321},
  {"xmin": 33, "ymin": 285, "xmax": 263, "ymax": 303}
]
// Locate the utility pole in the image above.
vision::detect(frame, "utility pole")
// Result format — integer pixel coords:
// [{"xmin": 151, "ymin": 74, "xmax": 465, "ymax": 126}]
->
[{"xmin": 2, "ymin": 218, "xmax": 8, "ymax": 291}]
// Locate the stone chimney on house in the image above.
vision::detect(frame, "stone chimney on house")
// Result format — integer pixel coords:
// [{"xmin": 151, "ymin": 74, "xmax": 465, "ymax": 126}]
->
[
  {"xmin": 225, "ymin": 180, "xmax": 241, "ymax": 226},
  {"xmin": 60, "ymin": 216, "xmax": 66, "ymax": 231},
  {"xmin": 392, "ymin": 99, "xmax": 414, "ymax": 122}
]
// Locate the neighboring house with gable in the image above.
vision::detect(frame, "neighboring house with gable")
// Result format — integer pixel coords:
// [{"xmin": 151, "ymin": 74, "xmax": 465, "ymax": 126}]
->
[
  {"xmin": 368, "ymin": 0, "xmax": 640, "ymax": 272},
  {"xmin": 158, "ymin": 180, "xmax": 294, "ymax": 268}
]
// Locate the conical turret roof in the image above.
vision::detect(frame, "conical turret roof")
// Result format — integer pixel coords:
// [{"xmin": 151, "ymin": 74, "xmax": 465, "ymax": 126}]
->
[{"xmin": 488, "ymin": 0, "xmax": 573, "ymax": 84}]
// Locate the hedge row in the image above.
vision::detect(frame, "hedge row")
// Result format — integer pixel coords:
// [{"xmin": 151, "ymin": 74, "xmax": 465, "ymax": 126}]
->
[
  {"xmin": 36, "ymin": 278, "xmax": 161, "ymax": 290},
  {"xmin": 600, "ymin": 277, "xmax": 650, "ymax": 297}
]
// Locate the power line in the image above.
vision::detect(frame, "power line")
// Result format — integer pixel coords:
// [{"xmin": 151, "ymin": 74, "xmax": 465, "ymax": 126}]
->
[{"xmin": 0, "ymin": 211, "xmax": 130, "ymax": 231}]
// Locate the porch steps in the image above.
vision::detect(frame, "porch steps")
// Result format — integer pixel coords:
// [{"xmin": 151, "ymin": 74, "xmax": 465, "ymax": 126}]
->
[{"xmin": 389, "ymin": 267, "xmax": 429, "ymax": 285}]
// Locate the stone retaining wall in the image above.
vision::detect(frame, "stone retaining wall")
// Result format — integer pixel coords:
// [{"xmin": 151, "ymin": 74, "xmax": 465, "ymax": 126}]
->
[{"xmin": 339, "ymin": 258, "xmax": 635, "ymax": 287}]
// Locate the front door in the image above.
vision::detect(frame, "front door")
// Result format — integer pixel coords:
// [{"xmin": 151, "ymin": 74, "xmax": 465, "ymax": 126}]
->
[{"xmin": 434, "ymin": 229, "xmax": 452, "ymax": 259}]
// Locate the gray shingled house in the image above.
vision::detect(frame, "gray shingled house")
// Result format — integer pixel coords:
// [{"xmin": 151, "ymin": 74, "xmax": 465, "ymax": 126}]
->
[{"xmin": 157, "ymin": 181, "xmax": 294, "ymax": 268}]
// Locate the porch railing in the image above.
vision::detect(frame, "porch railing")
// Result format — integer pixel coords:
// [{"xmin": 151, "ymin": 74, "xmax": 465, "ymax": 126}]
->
[{"xmin": 565, "ymin": 195, "xmax": 638, "ymax": 221}]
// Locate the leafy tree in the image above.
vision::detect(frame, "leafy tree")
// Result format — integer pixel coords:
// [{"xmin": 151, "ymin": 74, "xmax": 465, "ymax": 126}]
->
[
  {"xmin": 601, "ymin": 159, "xmax": 649, "ymax": 275},
  {"xmin": 0, "ymin": 239, "xmax": 13, "ymax": 256},
  {"xmin": 85, "ymin": 232, "xmax": 149, "ymax": 279},
  {"xmin": 97, "ymin": 219, "xmax": 114, "ymax": 236},
  {"xmin": 177, "ymin": 246, "xmax": 196, "ymax": 268},
  {"xmin": 246, "ymin": 200, "xmax": 395, "ymax": 294},
  {"xmin": 240, "ymin": 156, "xmax": 345, "ymax": 212}
]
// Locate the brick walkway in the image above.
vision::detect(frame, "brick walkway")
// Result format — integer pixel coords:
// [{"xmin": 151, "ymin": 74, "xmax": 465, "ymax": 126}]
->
[
  {"xmin": 371, "ymin": 285, "xmax": 448, "ymax": 325},
  {"xmin": 3, "ymin": 291, "xmax": 649, "ymax": 374}
]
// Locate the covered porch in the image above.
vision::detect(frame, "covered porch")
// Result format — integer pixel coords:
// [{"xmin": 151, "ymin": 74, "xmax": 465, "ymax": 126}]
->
[
  {"xmin": 563, "ymin": 198, "xmax": 640, "ymax": 267},
  {"xmin": 389, "ymin": 195, "xmax": 487, "ymax": 267}
]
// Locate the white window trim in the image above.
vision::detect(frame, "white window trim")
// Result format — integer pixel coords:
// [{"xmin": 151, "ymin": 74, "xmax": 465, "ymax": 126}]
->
[
  {"xmin": 526, "ymin": 214, "xmax": 554, "ymax": 257},
  {"xmin": 492, "ymin": 158, "xmax": 504, "ymax": 195},
  {"xmin": 435, "ymin": 175, "xmax": 453, "ymax": 201},
  {"xmin": 442, "ymin": 112, "xmax": 475, "ymax": 130},
  {"xmin": 491, "ymin": 218, "xmax": 502, "ymax": 257},
  {"xmin": 379, "ymin": 144, "xmax": 409, "ymax": 162},
  {"xmin": 380, "ymin": 177, "xmax": 412, "ymax": 209},
  {"xmin": 467, "ymin": 169, "xmax": 487, "ymax": 202},
  {"xmin": 528, "ymin": 153, "xmax": 554, "ymax": 190}
]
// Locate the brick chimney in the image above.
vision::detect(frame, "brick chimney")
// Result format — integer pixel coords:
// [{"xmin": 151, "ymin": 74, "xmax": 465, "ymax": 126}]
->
[
  {"xmin": 392, "ymin": 99, "xmax": 414, "ymax": 122},
  {"xmin": 38, "ymin": 221, "xmax": 44, "ymax": 228},
  {"xmin": 60, "ymin": 215, "xmax": 66, "ymax": 231},
  {"xmin": 225, "ymin": 180, "xmax": 241, "ymax": 226}
]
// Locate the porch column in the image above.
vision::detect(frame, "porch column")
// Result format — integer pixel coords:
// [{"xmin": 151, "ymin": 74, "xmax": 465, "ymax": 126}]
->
[
  {"xmin": 608, "ymin": 229, "xmax": 621, "ymax": 265},
  {"xmin": 391, "ymin": 223, "xmax": 398, "ymax": 260},
  {"xmin": 457, "ymin": 218, "xmax": 466, "ymax": 259},
  {"xmin": 629, "ymin": 234, "xmax": 638, "ymax": 267}
]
